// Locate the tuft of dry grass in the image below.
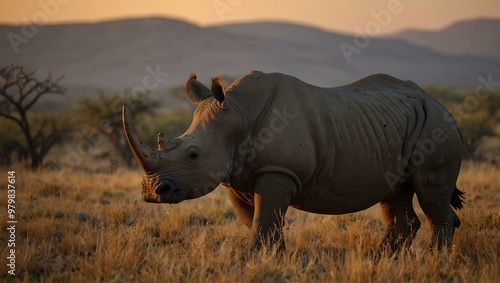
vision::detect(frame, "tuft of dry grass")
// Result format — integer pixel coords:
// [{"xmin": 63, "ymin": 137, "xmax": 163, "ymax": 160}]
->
[{"xmin": 1, "ymin": 162, "xmax": 499, "ymax": 282}]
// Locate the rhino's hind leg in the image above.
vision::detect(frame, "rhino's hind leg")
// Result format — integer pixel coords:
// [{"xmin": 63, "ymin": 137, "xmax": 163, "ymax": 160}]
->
[
  {"xmin": 413, "ymin": 169, "xmax": 460, "ymax": 250},
  {"xmin": 379, "ymin": 183, "xmax": 421, "ymax": 252},
  {"xmin": 416, "ymin": 195, "xmax": 458, "ymax": 250}
]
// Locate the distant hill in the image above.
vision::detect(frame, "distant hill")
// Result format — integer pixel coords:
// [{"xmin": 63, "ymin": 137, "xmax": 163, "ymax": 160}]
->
[
  {"xmin": 210, "ymin": 21, "xmax": 499, "ymax": 87},
  {"xmin": 0, "ymin": 17, "xmax": 499, "ymax": 103},
  {"xmin": 391, "ymin": 18, "xmax": 500, "ymax": 60}
]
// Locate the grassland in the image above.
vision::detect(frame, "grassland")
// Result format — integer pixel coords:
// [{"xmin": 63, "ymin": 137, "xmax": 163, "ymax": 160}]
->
[{"xmin": 1, "ymin": 161, "xmax": 499, "ymax": 282}]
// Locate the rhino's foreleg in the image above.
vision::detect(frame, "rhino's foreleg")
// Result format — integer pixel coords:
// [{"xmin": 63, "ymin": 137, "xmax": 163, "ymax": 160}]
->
[
  {"xmin": 379, "ymin": 183, "xmax": 421, "ymax": 252},
  {"xmin": 250, "ymin": 173, "xmax": 296, "ymax": 250}
]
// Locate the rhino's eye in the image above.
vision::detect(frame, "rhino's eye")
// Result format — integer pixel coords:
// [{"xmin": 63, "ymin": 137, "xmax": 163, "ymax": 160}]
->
[{"xmin": 188, "ymin": 150, "xmax": 201, "ymax": 161}]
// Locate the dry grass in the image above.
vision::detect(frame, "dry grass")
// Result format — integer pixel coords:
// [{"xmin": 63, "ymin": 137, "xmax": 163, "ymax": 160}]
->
[{"xmin": 1, "ymin": 162, "xmax": 499, "ymax": 282}]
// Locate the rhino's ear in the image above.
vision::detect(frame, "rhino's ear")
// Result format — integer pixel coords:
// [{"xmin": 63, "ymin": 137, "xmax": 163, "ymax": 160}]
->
[
  {"xmin": 186, "ymin": 73, "xmax": 211, "ymax": 104},
  {"xmin": 211, "ymin": 76, "xmax": 226, "ymax": 104}
]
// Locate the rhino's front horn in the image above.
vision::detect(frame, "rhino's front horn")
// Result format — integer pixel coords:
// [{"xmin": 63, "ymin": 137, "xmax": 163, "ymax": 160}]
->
[{"xmin": 122, "ymin": 105, "xmax": 161, "ymax": 172}]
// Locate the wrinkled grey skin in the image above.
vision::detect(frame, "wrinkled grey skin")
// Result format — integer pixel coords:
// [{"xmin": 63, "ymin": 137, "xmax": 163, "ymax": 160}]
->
[{"xmin": 123, "ymin": 71, "xmax": 464, "ymax": 252}]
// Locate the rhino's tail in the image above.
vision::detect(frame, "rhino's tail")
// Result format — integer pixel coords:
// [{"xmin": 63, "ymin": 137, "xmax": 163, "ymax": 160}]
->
[{"xmin": 450, "ymin": 187, "xmax": 465, "ymax": 210}]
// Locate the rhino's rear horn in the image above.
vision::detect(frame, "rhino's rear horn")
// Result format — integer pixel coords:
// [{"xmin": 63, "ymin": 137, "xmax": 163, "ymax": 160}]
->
[
  {"xmin": 122, "ymin": 105, "xmax": 160, "ymax": 172},
  {"xmin": 157, "ymin": 132, "xmax": 179, "ymax": 151},
  {"xmin": 157, "ymin": 132, "xmax": 165, "ymax": 150}
]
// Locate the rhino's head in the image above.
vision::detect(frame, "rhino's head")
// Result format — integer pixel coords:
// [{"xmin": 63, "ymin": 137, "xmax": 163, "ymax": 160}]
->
[{"xmin": 123, "ymin": 74, "xmax": 237, "ymax": 203}]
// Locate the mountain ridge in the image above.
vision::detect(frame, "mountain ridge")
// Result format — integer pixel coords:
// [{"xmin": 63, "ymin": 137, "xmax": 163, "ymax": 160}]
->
[
  {"xmin": 1, "ymin": 17, "xmax": 498, "ymax": 97},
  {"xmin": 391, "ymin": 18, "xmax": 500, "ymax": 60}
]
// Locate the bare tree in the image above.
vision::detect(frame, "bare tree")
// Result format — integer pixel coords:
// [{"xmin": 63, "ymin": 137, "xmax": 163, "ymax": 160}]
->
[{"xmin": 0, "ymin": 64, "xmax": 66, "ymax": 168}]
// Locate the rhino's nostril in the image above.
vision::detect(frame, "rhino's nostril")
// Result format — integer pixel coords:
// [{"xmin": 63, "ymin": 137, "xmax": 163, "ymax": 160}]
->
[{"xmin": 156, "ymin": 183, "xmax": 172, "ymax": 195}]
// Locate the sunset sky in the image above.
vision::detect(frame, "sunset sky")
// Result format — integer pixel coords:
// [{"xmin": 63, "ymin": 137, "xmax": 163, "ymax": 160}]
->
[{"xmin": 1, "ymin": 0, "xmax": 500, "ymax": 34}]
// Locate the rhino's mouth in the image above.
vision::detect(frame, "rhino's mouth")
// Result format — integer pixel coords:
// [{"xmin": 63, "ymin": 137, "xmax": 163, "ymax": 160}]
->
[{"xmin": 142, "ymin": 178, "xmax": 187, "ymax": 204}]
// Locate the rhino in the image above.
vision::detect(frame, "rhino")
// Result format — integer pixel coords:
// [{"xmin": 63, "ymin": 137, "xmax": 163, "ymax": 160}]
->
[{"xmin": 123, "ymin": 71, "xmax": 464, "ymax": 252}]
